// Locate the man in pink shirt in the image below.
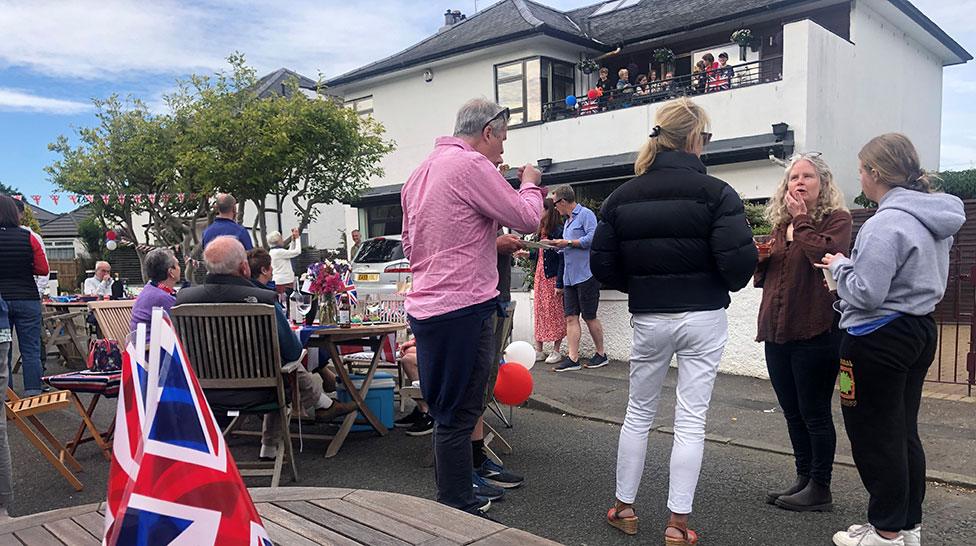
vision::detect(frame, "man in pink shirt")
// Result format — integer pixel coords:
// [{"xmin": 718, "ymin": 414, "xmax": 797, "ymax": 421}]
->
[{"xmin": 402, "ymin": 98, "xmax": 544, "ymax": 514}]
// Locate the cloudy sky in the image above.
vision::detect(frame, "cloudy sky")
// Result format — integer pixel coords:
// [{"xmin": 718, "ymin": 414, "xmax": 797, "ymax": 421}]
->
[{"xmin": 1, "ymin": 0, "xmax": 973, "ymax": 212}]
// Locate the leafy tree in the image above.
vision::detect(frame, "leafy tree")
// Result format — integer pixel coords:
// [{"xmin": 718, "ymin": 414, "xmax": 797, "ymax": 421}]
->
[
  {"xmin": 77, "ymin": 215, "xmax": 105, "ymax": 259},
  {"xmin": 0, "ymin": 181, "xmax": 19, "ymax": 195},
  {"xmin": 20, "ymin": 205, "xmax": 41, "ymax": 233}
]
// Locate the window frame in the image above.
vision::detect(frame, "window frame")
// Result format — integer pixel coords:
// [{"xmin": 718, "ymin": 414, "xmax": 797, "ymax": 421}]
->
[{"xmin": 495, "ymin": 56, "xmax": 576, "ymax": 128}]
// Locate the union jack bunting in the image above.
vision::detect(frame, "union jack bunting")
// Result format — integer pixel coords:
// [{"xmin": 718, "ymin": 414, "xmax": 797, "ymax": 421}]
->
[{"xmin": 104, "ymin": 310, "xmax": 272, "ymax": 546}]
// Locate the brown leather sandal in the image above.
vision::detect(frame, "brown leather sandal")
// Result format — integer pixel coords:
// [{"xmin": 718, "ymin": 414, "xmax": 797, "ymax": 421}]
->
[
  {"xmin": 607, "ymin": 505, "xmax": 638, "ymax": 535},
  {"xmin": 664, "ymin": 518, "xmax": 699, "ymax": 545}
]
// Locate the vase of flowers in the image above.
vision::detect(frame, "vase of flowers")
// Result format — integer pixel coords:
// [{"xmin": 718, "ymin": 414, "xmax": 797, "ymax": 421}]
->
[{"xmin": 304, "ymin": 259, "xmax": 352, "ymax": 325}]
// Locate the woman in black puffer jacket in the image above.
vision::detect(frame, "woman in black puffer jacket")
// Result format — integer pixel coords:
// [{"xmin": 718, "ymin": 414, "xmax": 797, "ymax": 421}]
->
[{"xmin": 594, "ymin": 97, "xmax": 756, "ymax": 542}]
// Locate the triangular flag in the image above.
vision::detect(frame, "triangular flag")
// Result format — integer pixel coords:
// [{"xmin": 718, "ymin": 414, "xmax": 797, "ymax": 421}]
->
[
  {"xmin": 50, "ymin": 194, "xmax": 61, "ymax": 206},
  {"xmin": 31, "ymin": 195, "xmax": 42, "ymax": 205},
  {"xmin": 69, "ymin": 195, "xmax": 78, "ymax": 205},
  {"xmin": 102, "ymin": 195, "xmax": 111, "ymax": 205}
]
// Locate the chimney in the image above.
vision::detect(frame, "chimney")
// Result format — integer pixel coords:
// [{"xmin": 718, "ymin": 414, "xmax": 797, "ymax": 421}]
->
[{"xmin": 439, "ymin": 9, "xmax": 466, "ymax": 32}]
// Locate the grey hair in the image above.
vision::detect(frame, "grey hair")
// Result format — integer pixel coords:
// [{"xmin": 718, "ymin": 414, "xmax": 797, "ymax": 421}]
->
[
  {"xmin": 552, "ymin": 185, "xmax": 576, "ymax": 203},
  {"xmin": 144, "ymin": 248, "xmax": 176, "ymax": 283},
  {"xmin": 267, "ymin": 231, "xmax": 284, "ymax": 247},
  {"xmin": 453, "ymin": 98, "xmax": 508, "ymax": 137},
  {"xmin": 203, "ymin": 236, "xmax": 247, "ymax": 275}
]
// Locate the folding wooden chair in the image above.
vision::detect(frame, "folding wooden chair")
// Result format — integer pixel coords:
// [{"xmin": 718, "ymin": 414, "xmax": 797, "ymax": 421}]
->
[
  {"xmin": 4, "ymin": 388, "xmax": 84, "ymax": 491},
  {"xmin": 171, "ymin": 303, "xmax": 298, "ymax": 487},
  {"xmin": 43, "ymin": 300, "xmax": 134, "ymax": 460}
]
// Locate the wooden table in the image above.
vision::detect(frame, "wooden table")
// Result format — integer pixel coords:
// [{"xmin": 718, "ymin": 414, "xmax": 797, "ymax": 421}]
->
[
  {"xmin": 41, "ymin": 302, "xmax": 92, "ymax": 369},
  {"xmin": 304, "ymin": 323, "xmax": 407, "ymax": 457},
  {"xmin": 0, "ymin": 487, "xmax": 561, "ymax": 545}
]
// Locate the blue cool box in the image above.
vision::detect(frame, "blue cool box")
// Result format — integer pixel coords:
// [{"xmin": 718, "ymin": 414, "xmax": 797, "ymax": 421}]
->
[{"xmin": 336, "ymin": 372, "xmax": 396, "ymax": 432}]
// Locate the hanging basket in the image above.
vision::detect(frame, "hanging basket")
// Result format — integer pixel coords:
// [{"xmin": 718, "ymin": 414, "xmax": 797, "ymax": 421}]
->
[{"xmin": 653, "ymin": 48, "xmax": 675, "ymax": 64}]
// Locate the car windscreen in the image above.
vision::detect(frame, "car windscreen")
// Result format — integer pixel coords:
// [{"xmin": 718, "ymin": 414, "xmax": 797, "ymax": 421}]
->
[{"xmin": 355, "ymin": 239, "xmax": 404, "ymax": 263}]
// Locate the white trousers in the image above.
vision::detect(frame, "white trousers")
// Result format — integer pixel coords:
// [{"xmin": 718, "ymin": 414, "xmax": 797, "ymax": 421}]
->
[{"xmin": 615, "ymin": 309, "xmax": 727, "ymax": 514}]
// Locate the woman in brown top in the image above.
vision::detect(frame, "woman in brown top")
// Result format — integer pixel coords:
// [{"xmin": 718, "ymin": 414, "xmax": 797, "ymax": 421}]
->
[{"xmin": 755, "ymin": 153, "xmax": 852, "ymax": 512}]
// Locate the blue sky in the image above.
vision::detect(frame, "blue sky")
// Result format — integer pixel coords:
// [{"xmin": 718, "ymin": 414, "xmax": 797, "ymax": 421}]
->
[{"xmin": 1, "ymin": 0, "xmax": 973, "ymax": 213}]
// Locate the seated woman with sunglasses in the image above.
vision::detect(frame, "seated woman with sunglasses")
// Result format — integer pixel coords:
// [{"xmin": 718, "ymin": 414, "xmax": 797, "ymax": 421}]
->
[
  {"xmin": 591, "ymin": 97, "xmax": 757, "ymax": 543},
  {"xmin": 755, "ymin": 153, "xmax": 851, "ymax": 512}
]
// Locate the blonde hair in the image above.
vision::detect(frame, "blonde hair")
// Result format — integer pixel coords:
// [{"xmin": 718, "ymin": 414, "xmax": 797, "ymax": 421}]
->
[
  {"xmin": 635, "ymin": 97, "xmax": 710, "ymax": 176},
  {"xmin": 766, "ymin": 154, "xmax": 847, "ymax": 228},
  {"xmin": 858, "ymin": 133, "xmax": 936, "ymax": 193}
]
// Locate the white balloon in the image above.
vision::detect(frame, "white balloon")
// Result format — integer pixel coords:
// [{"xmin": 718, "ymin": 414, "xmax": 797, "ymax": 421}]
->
[
  {"xmin": 105, "ymin": 240, "xmax": 117, "ymax": 250},
  {"xmin": 504, "ymin": 340, "xmax": 536, "ymax": 371}
]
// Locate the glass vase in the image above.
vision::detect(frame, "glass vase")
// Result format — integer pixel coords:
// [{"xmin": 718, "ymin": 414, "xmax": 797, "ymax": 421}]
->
[{"xmin": 318, "ymin": 294, "xmax": 337, "ymax": 325}]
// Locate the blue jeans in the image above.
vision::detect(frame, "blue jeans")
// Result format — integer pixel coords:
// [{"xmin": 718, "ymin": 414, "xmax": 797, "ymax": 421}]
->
[{"xmin": 6, "ymin": 299, "xmax": 43, "ymax": 394}]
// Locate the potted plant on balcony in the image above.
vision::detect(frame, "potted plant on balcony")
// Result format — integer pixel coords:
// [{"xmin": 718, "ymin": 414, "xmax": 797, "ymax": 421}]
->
[
  {"xmin": 577, "ymin": 58, "xmax": 600, "ymax": 75},
  {"xmin": 732, "ymin": 29, "xmax": 754, "ymax": 61},
  {"xmin": 653, "ymin": 47, "xmax": 675, "ymax": 74}
]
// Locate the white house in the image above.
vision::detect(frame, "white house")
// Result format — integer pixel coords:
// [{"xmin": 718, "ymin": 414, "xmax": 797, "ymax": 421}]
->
[{"xmin": 321, "ymin": 0, "xmax": 969, "ymax": 376}]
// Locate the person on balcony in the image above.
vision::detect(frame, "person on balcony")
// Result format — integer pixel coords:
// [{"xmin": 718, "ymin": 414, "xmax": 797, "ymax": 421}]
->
[
  {"xmin": 596, "ymin": 67, "xmax": 613, "ymax": 110},
  {"xmin": 823, "ymin": 134, "xmax": 964, "ymax": 546},
  {"xmin": 591, "ymin": 98, "xmax": 756, "ymax": 542},
  {"xmin": 615, "ymin": 68, "xmax": 633, "ymax": 107},
  {"xmin": 634, "ymin": 74, "xmax": 650, "ymax": 97},
  {"xmin": 755, "ymin": 154, "xmax": 852, "ymax": 513},
  {"xmin": 716, "ymin": 52, "xmax": 734, "ymax": 91},
  {"xmin": 692, "ymin": 60, "xmax": 708, "ymax": 94}
]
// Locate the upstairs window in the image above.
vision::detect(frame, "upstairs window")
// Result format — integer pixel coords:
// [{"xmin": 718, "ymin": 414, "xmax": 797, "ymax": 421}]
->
[
  {"xmin": 495, "ymin": 57, "xmax": 574, "ymax": 127},
  {"xmin": 345, "ymin": 95, "xmax": 374, "ymax": 118}
]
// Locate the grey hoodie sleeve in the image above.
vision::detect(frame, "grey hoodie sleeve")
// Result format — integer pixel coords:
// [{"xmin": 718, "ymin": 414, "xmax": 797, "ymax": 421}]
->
[{"xmin": 828, "ymin": 226, "xmax": 898, "ymax": 311}]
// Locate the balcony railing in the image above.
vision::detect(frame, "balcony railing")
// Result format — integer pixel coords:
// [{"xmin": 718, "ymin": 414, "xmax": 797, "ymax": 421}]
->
[{"xmin": 542, "ymin": 56, "xmax": 783, "ymax": 122}]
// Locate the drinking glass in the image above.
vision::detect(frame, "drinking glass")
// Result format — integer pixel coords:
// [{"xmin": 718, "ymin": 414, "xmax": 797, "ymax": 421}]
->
[{"xmin": 291, "ymin": 292, "xmax": 312, "ymax": 323}]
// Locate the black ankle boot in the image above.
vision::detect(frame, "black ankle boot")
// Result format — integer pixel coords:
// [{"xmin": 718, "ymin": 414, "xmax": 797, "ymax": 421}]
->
[
  {"xmin": 774, "ymin": 479, "xmax": 832, "ymax": 512},
  {"xmin": 765, "ymin": 474, "xmax": 809, "ymax": 505}
]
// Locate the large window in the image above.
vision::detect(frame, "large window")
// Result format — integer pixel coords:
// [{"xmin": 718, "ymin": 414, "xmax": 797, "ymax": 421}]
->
[
  {"xmin": 495, "ymin": 57, "xmax": 574, "ymax": 127},
  {"xmin": 345, "ymin": 95, "xmax": 374, "ymax": 118},
  {"xmin": 45, "ymin": 240, "xmax": 76, "ymax": 261},
  {"xmin": 365, "ymin": 204, "xmax": 402, "ymax": 238}
]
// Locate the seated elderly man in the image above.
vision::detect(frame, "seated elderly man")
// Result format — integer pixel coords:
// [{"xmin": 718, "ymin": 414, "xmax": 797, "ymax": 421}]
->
[
  {"xmin": 84, "ymin": 261, "xmax": 114, "ymax": 297},
  {"xmin": 175, "ymin": 236, "xmax": 355, "ymax": 459}
]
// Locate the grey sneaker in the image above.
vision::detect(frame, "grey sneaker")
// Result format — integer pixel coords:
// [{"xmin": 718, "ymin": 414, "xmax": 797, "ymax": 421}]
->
[
  {"xmin": 585, "ymin": 353, "xmax": 609, "ymax": 369},
  {"xmin": 552, "ymin": 357, "xmax": 581, "ymax": 372}
]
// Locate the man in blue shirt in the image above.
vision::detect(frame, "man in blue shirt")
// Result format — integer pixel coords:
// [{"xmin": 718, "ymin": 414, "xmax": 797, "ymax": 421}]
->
[
  {"xmin": 201, "ymin": 193, "xmax": 253, "ymax": 250},
  {"xmin": 549, "ymin": 185, "xmax": 607, "ymax": 371}
]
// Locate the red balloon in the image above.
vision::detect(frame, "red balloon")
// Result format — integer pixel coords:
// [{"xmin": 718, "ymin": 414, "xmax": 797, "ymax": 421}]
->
[
  {"xmin": 106, "ymin": 230, "xmax": 117, "ymax": 241},
  {"xmin": 587, "ymin": 88, "xmax": 599, "ymax": 100},
  {"xmin": 494, "ymin": 362, "xmax": 533, "ymax": 406}
]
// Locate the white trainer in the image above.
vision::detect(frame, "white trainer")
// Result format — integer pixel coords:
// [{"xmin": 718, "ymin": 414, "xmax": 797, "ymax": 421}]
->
[
  {"xmin": 833, "ymin": 524, "xmax": 905, "ymax": 546},
  {"xmin": 900, "ymin": 525, "xmax": 920, "ymax": 546},
  {"xmin": 259, "ymin": 444, "xmax": 278, "ymax": 461},
  {"xmin": 545, "ymin": 352, "xmax": 563, "ymax": 364}
]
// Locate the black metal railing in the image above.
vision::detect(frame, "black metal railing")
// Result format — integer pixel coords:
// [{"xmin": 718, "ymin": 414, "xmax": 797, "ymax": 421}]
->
[{"xmin": 542, "ymin": 56, "xmax": 784, "ymax": 122}]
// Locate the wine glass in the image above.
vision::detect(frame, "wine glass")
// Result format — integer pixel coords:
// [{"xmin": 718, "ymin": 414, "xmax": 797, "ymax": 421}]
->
[{"xmin": 291, "ymin": 292, "xmax": 312, "ymax": 324}]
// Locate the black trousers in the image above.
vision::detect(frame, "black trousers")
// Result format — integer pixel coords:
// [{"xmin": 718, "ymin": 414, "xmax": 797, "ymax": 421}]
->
[
  {"xmin": 409, "ymin": 300, "xmax": 497, "ymax": 512},
  {"xmin": 765, "ymin": 329, "xmax": 840, "ymax": 485},
  {"xmin": 839, "ymin": 315, "xmax": 937, "ymax": 532}
]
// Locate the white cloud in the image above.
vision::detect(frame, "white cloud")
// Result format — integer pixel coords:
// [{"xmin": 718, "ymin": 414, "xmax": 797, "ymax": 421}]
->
[
  {"xmin": 0, "ymin": 0, "xmax": 435, "ymax": 80},
  {"xmin": 0, "ymin": 88, "xmax": 90, "ymax": 114}
]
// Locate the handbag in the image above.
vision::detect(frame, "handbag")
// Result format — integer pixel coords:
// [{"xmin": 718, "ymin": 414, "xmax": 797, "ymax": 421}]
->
[{"xmin": 87, "ymin": 339, "xmax": 123, "ymax": 373}]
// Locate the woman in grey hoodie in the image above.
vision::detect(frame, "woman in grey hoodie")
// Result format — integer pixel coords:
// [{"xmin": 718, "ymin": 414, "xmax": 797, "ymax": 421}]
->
[{"xmin": 820, "ymin": 134, "xmax": 965, "ymax": 546}]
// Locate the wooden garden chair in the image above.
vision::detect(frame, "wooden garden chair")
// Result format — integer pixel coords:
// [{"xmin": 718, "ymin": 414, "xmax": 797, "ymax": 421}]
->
[
  {"xmin": 170, "ymin": 303, "xmax": 298, "ymax": 487},
  {"xmin": 4, "ymin": 388, "xmax": 86, "ymax": 491}
]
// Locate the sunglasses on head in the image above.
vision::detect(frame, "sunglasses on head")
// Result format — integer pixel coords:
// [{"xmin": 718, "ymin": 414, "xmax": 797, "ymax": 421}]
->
[
  {"xmin": 789, "ymin": 151, "xmax": 823, "ymax": 160},
  {"xmin": 701, "ymin": 132, "xmax": 712, "ymax": 146},
  {"xmin": 483, "ymin": 107, "xmax": 510, "ymax": 133}
]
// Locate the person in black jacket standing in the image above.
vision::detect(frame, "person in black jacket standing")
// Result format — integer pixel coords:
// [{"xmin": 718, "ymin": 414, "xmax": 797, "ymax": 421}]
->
[{"xmin": 592, "ymin": 98, "xmax": 757, "ymax": 542}]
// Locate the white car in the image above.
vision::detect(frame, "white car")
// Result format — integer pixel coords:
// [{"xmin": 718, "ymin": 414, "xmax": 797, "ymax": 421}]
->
[{"xmin": 351, "ymin": 235, "xmax": 411, "ymax": 297}]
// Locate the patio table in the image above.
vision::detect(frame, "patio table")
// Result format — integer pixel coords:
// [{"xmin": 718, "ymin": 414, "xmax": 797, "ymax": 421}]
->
[
  {"xmin": 301, "ymin": 323, "xmax": 407, "ymax": 457},
  {"xmin": 0, "ymin": 487, "xmax": 561, "ymax": 545}
]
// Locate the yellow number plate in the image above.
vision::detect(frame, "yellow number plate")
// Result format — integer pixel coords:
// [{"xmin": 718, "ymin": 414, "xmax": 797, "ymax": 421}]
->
[{"xmin": 356, "ymin": 273, "xmax": 380, "ymax": 282}]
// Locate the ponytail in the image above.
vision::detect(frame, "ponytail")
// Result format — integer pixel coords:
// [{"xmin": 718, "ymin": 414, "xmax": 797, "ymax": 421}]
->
[{"xmin": 635, "ymin": 97, "xmax": 709, "ymax": 176}]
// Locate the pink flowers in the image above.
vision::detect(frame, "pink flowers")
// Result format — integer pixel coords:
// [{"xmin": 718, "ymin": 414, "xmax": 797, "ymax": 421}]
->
[{"xmin": 305, "ymin": 259, "xmax": 351, "ymax": 295}]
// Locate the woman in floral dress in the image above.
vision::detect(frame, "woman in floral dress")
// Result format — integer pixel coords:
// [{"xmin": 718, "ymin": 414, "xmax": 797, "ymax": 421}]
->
[{"xmin": 530, "ymin": 199, "xmax": 566, "ymax": 364}]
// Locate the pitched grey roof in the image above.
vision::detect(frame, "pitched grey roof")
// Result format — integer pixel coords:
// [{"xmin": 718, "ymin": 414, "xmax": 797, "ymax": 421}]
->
[
  {"xmin": 253, "ymin": 68, "xmax": 320, "ymax": 98},
  {"xmin": 26, "ymin": 203, "xmax": 58, "ymax": 224},
  {"xmin": 40, "ymin": 205, "xmax": 91, "ymax": 239},
  {"xmin": 326, "ymin": 0, "xmax": 970, "ymax": 87},
  {"xmin": 326, "ymin": 0, "xmax": 604, "ymax": 86}
]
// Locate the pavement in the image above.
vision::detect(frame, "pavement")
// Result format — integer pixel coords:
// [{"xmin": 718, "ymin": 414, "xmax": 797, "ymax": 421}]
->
[
  {"xmin": 526, "ymin": 357, "xmax": 976, "ymax": 487},
  {"xmin": 3, "ymin": 359, "xmax": 975, "ymax": 545}
]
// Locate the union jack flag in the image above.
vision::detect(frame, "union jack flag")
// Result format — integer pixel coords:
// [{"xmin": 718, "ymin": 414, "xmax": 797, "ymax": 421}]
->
[
  {"xmin": 104, "ymin": 309, "xmax": 272, "ymax": 546},
  {"xmin": 339, "ymin": 271, "xmax": 358, "ymax": 307}
]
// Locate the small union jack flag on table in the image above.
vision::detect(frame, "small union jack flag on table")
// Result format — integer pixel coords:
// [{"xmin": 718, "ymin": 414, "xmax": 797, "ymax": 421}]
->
[{"xmin": 104, "ymin": 309, "xmax": 272, "ymax": 546}]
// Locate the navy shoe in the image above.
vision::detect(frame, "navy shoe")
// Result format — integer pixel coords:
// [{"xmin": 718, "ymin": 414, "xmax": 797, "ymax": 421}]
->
[
  {"xmin": 473, "ymin": 471, "xmax": 505, "ymax": 501},
  {"xmin": 552, "ymin": 356, "xmax": 581, "ymax": 372},
  {"xmin": 585, "ymin": 353, "xmax": 609, "ymax": 369},
  {"xmin": 477, "ymin": 459, "xmax": 524, "ymax": 489}
]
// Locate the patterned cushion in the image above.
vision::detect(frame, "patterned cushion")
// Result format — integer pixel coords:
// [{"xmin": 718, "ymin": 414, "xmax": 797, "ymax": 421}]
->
[{"xmin": 43, "ymin": 370, "xmax": 121, "ymax": 397}]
